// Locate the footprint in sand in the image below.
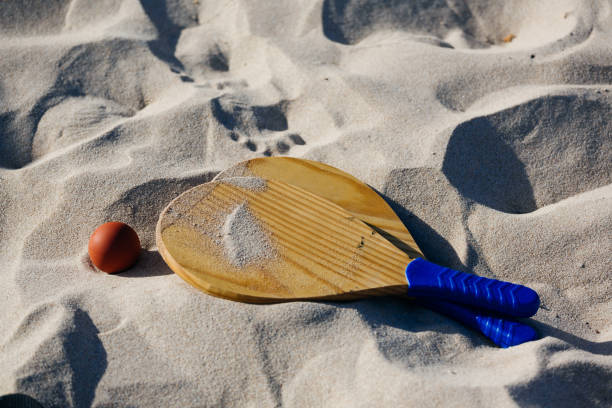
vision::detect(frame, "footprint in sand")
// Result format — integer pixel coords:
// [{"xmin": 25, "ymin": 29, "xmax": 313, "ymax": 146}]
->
[
  {"xmin": 31, "ymin": 97, "xmax": 134, "ymax": 162},
  {"xmin": 211, "ymin": 95, "xmax": 306, "ymax": 156},
  {"xmin": 172, "ymin": 23, "xmax": 244, "ymax": 91},
  {"xmin": 0, "ymin": 96, "xmax": 133, "ymax": 169},
  {"xmin": 166, "ymin": 55, "xmax": 306, "ymax": 157}
]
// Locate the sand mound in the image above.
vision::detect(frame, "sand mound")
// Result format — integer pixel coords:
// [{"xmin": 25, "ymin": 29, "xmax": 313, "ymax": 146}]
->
[
  {"xmin": 323, "ymin": 0, "xmax": 587, "ymax": 49},
  {"xmin": 443, "ymin": 89, "xmax": 612, "ymax": 213}
]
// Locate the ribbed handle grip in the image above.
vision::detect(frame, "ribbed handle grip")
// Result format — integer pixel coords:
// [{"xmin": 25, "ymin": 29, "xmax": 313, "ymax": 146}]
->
[
  {"xmin": 405, "ymin": 258, "xmax": 540, "ymax": 318},
  {"xmin": 419, "ymin": 299, "xmax": 538, "ymax": 347}
]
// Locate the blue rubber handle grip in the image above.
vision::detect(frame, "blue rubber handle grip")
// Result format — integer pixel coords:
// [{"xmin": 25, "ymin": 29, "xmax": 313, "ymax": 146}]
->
[
  {"xmin": 419, "ymin": 299, "xmax": 538, "ymax": 347},
  {"xmin": 405, "ymin": 258, "xmax": 540, "ymax": 318}
]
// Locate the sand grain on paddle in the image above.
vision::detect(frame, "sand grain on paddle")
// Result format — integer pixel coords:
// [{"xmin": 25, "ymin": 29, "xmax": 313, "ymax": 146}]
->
[
  {"xmin": 224, "ymin": 176, "xmax": 267, "ymax": 192},
  {"xmin": 221, "ymin": 202, "xmax": 276, "ymax": 267}
]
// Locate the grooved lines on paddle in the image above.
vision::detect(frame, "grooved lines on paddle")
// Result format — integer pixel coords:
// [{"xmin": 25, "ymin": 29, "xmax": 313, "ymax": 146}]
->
[
  {"xmin": 216, "ymin": 181, "xmax": 409, "ymax": 289},
  {"xmin": 243, "ymin": 157, "xmax": 423, "ymax": 258},
  {"xmin": 213, "ymin": 186, "xmax": 407, "ymax": 282},
  {"xmin": 211, "ymin": 189, "xmax": 386, "ymax": 291}
]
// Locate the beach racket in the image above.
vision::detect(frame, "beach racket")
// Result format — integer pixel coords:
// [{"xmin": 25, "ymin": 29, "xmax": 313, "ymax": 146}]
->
[
  {"xmin": 156, "ymin": 168, "xmax": 539, "ymax": 346},
  {"xmin": 211, "ymin": 157, "xmax": 539, "ymax": 346}
]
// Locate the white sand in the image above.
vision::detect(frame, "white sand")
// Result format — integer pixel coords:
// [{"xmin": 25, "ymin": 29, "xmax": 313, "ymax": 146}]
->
[
  {"xmin": 0, "ymin": 0, "xmax": 611, "ymax": 407},
  {"xmin": 224, "ymin": 175, "xmax": 268, "ymax": 192},
  {"xmin": 221, "ymin": 201, "xmax": 276, "ymax": 267}
]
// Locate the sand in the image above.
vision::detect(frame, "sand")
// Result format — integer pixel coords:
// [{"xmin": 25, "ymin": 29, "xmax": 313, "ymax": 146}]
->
[
  {"xmin": 0, "ymin": 0, "xmax": 611, "ymax": 407},
  {"xmin": 224, "ymin": 175, "xmax": 268, "ymax": 192},
  {"xmin": 221, "ymin": 200, "xmax": 276, "ymax": 267}
]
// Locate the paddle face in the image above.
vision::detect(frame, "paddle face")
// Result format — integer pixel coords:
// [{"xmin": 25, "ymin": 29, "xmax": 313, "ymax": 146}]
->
[
  {"xmin": 213, "ymin": 157, "xmax": 424, "ymax": 259},
  {"xmin": 156, "ymin": 178, "xmax": 412, "ymax": 303}
]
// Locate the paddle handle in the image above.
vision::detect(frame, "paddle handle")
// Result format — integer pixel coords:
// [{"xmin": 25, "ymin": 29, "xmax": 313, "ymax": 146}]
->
[
  {"xmin": 419, "ymin": 299, "xmax": 537, "ymax": 347},
  {"xmin": 405, "ymin": 258, "xmax": 540, "ymax": 318}
]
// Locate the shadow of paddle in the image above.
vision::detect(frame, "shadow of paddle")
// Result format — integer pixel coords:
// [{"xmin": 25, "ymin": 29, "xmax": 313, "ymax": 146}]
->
[
  {"xmin": 530, "ymin": 321, "xmax": 612, "ymax": 356},
  {"xmin": 330, "ymin": 297, "xmax": 495, "ymax": 357},
  {"xmin": 370, "ymin": 187, "xmax": 466, "ymax": 271}
]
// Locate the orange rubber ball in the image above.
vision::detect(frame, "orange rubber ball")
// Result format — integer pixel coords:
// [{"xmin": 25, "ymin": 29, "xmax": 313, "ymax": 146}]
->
[{"xmin": 88, "ymin": 222, "xmax": 141, "ymax": 273}]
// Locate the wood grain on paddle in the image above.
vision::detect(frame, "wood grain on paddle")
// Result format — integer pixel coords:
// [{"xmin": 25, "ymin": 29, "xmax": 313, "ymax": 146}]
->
[
  {"xmin": 156, "ymin": 179, "xmax": 414, "ymax": 303},
  {"xmin": 215, "ymin": 157, "xmax": 424, "ymax": 260}
]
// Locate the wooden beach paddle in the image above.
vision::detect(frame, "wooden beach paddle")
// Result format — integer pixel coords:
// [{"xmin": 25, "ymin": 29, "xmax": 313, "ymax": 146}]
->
[
  {"xmin": 156, "ymin": 163, "xmax": 540, "ymax": 347},
  {"xmin": 211, "ymin": 157, "xmax": 539, "ymax": 347}
]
